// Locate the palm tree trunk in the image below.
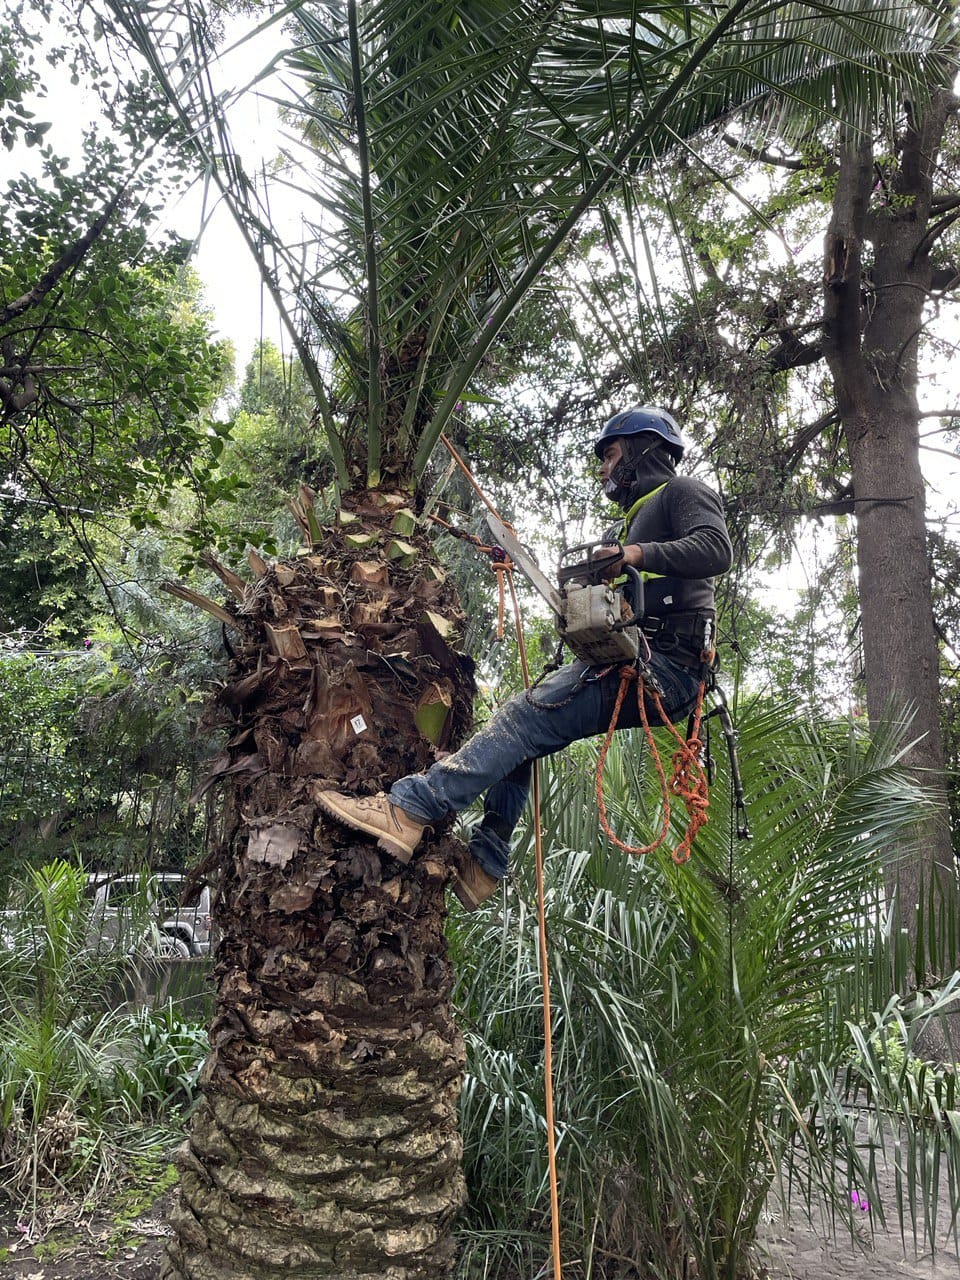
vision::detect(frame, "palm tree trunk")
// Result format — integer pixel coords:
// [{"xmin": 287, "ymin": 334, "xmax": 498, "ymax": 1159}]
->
[{"xmin": 163, "ymin": 492, "xmax": 475, "ymax": 1279}]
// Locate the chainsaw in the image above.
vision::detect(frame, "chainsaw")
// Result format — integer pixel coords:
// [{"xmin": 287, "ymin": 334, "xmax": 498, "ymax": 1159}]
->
[{"xmin": 485, "ymin": 511, "xmax": 645, "ymax": 665}]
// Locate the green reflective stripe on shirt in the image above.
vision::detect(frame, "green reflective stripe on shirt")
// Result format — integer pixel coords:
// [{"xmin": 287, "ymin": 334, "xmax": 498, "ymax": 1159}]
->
[
  {"xmin": 620, "ymin": 482, "xmax": 669, "ymax": 532},
  {"xmin": 621, "ymin": 482, "xmax": 668, "ymax": 582}
]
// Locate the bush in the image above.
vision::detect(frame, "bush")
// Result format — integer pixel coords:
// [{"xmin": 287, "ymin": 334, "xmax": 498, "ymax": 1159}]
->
[
  {"xmin": 451, "ymin": 701, "xmax": 960, "ymax": 1279},
  {"xmin": 0, "ymin": 861, "xmax": 207, "ymax": 1212},
  {"xmin": 112, "ymin": 1002, "xmax": 208, "ymax": 1118}
]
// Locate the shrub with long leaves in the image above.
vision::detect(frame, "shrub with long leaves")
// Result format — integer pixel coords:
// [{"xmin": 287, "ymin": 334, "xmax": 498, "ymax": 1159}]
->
[{"xmin": 450, "ymin": 698, "xmax": 958, "ymax": 1279}]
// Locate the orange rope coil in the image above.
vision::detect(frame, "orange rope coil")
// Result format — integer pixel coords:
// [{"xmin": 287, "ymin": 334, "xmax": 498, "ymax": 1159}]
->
[{"xmin": 595, "ymin": 665, "xmax": 710, "ymax": 864}]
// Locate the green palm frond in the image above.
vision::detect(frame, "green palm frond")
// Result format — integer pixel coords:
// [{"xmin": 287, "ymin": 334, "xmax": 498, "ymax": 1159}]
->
[
  {"xmin": 99, "ymin": 0, "xmax": 952, "ymax": 490},
  {"xmin": 451, "ymin": 696, "xmax": 955, "ymax": 1278}
]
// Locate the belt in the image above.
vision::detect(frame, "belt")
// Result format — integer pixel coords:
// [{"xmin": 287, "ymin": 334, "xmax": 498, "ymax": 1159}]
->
[
  {"xmin": 642, "ymin": 613, "xmax": 712, "ymax": 642},
  {"xmin": 642, "ymin": 614, "xmax": 714, "ymax": 668}
]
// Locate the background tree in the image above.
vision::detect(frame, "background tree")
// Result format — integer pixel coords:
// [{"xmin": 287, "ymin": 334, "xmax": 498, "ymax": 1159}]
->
[
  {"xmin": 218, "ymin": 340, "xmax": 324, "ymax": 557},
  {"xmin": 822, "ymin": 82, "xmax": 960, "ymax": 974},
  {"xmin": 1, "ymin": 0, "xmax": 241, "ymax": 647},
  {"xmin": 562, "ymin": 67, "xmax": 960, "ymax": 988},
  {"xmin": 95, "ymin": 2, "xmax": 957, "ymax": 1277}
]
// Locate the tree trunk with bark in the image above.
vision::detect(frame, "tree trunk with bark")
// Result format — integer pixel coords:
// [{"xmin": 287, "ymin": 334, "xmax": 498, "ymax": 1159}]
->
[
  {"xmin": 822, "ymin": 90, "xmax": 959, "ymax": 993},
  {"xmin": 162, "ymin": 490, "xmax": 475, "ymax": 1280}
]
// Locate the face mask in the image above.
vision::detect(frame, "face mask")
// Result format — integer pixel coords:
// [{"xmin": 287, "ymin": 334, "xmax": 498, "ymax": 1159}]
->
[
  {"xmin": 603, "ymin": 467, "xmax": 624, "ymax": 501},
  {"xmin": 603, "ymin": 440, "xmax": 660, "ymax": 505}
]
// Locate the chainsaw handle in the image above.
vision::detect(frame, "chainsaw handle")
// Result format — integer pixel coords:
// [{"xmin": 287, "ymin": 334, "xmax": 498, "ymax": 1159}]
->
[
  {"xmin": 559, "ymin": 539, "xmax": 627, "ymax": 586},
  {"xmin": 612, "ymin": 564, "xmax": 645, "ymax": 630}
]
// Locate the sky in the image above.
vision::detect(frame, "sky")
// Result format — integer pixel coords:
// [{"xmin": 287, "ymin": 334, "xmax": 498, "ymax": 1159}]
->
[
  {"xmin": 20, "ymin": 9, "xmax": 287, "ymax": 378},
  {"xmin": 170, "ymin": 187, "xmax": 284, "ymax": 374},
  {"xmin": 162, "ymin": 16, "xmax": 290, "ymax": 374}
]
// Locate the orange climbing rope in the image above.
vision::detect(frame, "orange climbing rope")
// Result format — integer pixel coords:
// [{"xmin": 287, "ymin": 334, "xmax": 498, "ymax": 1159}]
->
[
  {"xmin": 427, "ymin": 509, "xmax": 514, "ymax": 641},
  {"xmin": 438, "ymin": 436, "xmax": 564, "ymax": 1280},
  {"xmin": 595, "ymin": 662, "xmax": 710, "ymax": 864},
  {"xmin": 435, "ymin": 435, "xmax": 712, "ymax": 1279}
]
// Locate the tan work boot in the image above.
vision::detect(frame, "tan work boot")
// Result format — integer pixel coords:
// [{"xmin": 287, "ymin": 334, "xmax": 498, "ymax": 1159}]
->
[
  {"xmin": 317, "ymin": 790, "xmax": 428, "ymax": 862},
  {"xmin": 452, "ymin": 855, "xmax": 500, "ymax": 912}
]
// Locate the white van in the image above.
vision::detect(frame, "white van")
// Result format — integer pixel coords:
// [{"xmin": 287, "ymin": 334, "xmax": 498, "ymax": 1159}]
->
[{"xmin": 87, "ymin": 872, "xmax": 214, "ymax": 958}]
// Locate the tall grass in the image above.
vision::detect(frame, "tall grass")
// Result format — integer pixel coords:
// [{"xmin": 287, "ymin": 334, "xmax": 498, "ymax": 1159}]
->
[{"xmin": 451, "ymin": 700, "xmax": 960, "ymax": 1278}]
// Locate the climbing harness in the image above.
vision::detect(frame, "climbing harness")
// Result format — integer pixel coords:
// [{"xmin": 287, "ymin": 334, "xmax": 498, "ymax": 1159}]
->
[{"xmin": 432, "ymin": 440, "xmax": 751, "ymax": 861}]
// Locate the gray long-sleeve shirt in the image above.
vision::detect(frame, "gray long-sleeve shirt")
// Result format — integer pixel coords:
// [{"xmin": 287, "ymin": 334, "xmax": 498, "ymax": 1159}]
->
[{"xmin": 620, "ymin": 476, "xmax": 733, "ymax": 619}]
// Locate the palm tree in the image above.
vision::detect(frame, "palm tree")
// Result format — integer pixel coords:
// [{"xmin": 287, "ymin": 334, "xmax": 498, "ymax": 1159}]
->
[{"xmin": 93, "ymin": 3, "xmax": 950, "ymax": 1276}]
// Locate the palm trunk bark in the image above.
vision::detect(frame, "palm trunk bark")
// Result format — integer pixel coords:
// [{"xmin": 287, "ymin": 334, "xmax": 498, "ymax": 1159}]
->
[
  {"xmin": 822, "ymin": 93, "xmax": 959, "ymax": 1002},
  {"xmin": 163, "ymin": 491, "xmax": 475, "ymax": 1279}
]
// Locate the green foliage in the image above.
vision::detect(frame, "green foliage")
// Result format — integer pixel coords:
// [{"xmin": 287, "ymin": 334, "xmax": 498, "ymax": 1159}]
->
[
  {"xmin": 0, "ymin": 861, "xmax": 208, "ymax": 1211},
  {"xmin": 99, "ymin": 0, "xmax": 950, "ymax": 490},
  {"xmin": 0, "ymin": 10, "xmax": 52, "ymax": 151},
  {"xmin": 237, "ymin": 339, "xmax": 314, "ymax": 424},
  {"xmin": 0, "ymin": 651, "xmax": 84, "ymax": 744},
  {"xmin": 0, "ymin": 862, "xmax": 130, "ymax": 1197},
  {"xmin": 111, "ymin": 1001, "xmax": 208, "ymax": 1118},
  {"xmin": 0, "ymin": 644, "xmax": 215, "ymax": 892},
  {"xmin": 1, "ymin": 2, "xmax": 247, "ymax": 618},
  {"xmin": 215, "ymin": 340, "xmax": 327, "ymax": 558},
  {"xmin": 0, "ymin": 249, "xmax": 239, "ymax": 548},
  {"xmin": 451, "ymin": 699, "xmax": 957, "ymax": 1279}
]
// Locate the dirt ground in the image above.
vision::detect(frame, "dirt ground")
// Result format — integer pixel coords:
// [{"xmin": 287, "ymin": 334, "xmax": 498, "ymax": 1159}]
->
[
  {"xmin": 0, "ymin": 1197, "xmax": 170, "ymax": 1280},
  {"xmin": 3, "ymin": 1132, "xmax": 960, "ymax": 1280},
  {"xmin": 2, "ymin": 1199, "xmax": 958, "ymax": 1280},
  {"xmin": 758, "ymin": 1207, "xmax": 960, "ymax": 1280}
]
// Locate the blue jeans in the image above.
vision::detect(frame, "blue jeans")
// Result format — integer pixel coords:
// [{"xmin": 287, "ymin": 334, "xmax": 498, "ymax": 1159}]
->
[{"xmin": 390, "ymin": 654, "xmax": 702, "ymax": 879}]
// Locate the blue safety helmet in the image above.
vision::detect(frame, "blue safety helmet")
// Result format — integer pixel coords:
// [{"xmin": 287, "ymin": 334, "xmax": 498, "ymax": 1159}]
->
[{"xmin": 593, "ymin": 405, "xmax": 685, "ymax": 461}]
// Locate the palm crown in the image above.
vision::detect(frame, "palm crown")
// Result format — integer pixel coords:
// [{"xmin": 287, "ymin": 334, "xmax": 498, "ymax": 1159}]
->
[{"xmin": 102, "ymin": 0, "xmax": 948, "ymax": 492}]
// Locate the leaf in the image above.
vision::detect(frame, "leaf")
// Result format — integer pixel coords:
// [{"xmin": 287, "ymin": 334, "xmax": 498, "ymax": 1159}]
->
[
  {"xmin": 269, "ymin": 870, "xmax": 325, "ymax": 913},
  {"xmin": 414, "ymin": 679, "xmax": 453, "ymax": 747}
]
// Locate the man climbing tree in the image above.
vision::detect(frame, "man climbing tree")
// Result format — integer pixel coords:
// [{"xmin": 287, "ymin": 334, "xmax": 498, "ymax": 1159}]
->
[{"xmin": 319, "ymin": 406, "xmax": 733, "ymax": 908}]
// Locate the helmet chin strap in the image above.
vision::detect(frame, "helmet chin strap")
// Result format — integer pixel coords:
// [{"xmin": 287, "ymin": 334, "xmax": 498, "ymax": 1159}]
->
[{"xmin": 605, "ymin": 441, "xmax": 660, "ymax": 507}]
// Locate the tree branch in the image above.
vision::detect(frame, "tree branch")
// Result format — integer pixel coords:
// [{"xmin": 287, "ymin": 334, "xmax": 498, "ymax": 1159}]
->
[
  {"xmin": 721, "ymin": 132, "xmax": 810, "ymax": 170},
  {"xmin": 930, "ymin": 263, "xmax": 960, "ymax": 293},
  {"xmin": 913, "ymin": 207, "xmax": 960, "ymax": 266},
  {"xmin": 0, "ymin": 185, "xmax": 126, "ymax": 328},
  {"xmin": 784, "ymin": 408, "xmax": 840, "ymax": 471},
  {"xmin": 929, "ymin": 192, "xmax": 960, "ymax": 216},
  {"xmin": 919, "ymin": 411, "xmax": 960, "ymax": 423},
  {"xmin": 766, "ymin": 330, "xmax": 823, "ymax": 372}
]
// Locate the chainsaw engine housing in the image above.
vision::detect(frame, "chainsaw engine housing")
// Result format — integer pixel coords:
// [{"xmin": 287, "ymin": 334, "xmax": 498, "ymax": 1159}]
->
[{"xmin": 560, "ymin": 583, "xmax": 640, "ymax": 664}]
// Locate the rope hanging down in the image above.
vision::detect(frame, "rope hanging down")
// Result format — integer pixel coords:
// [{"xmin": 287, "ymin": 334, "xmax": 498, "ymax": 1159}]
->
[
  {"xmin": 435, "ymin": 435, "xmax": 714, "ymax": 1278},
  {"xmin": 437, "ymin": 435, "xmax": 564, "ymax": 1280},
  {"xmin": 426, "ymin": 510, "xmax": 514, "ymax": 641}
]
